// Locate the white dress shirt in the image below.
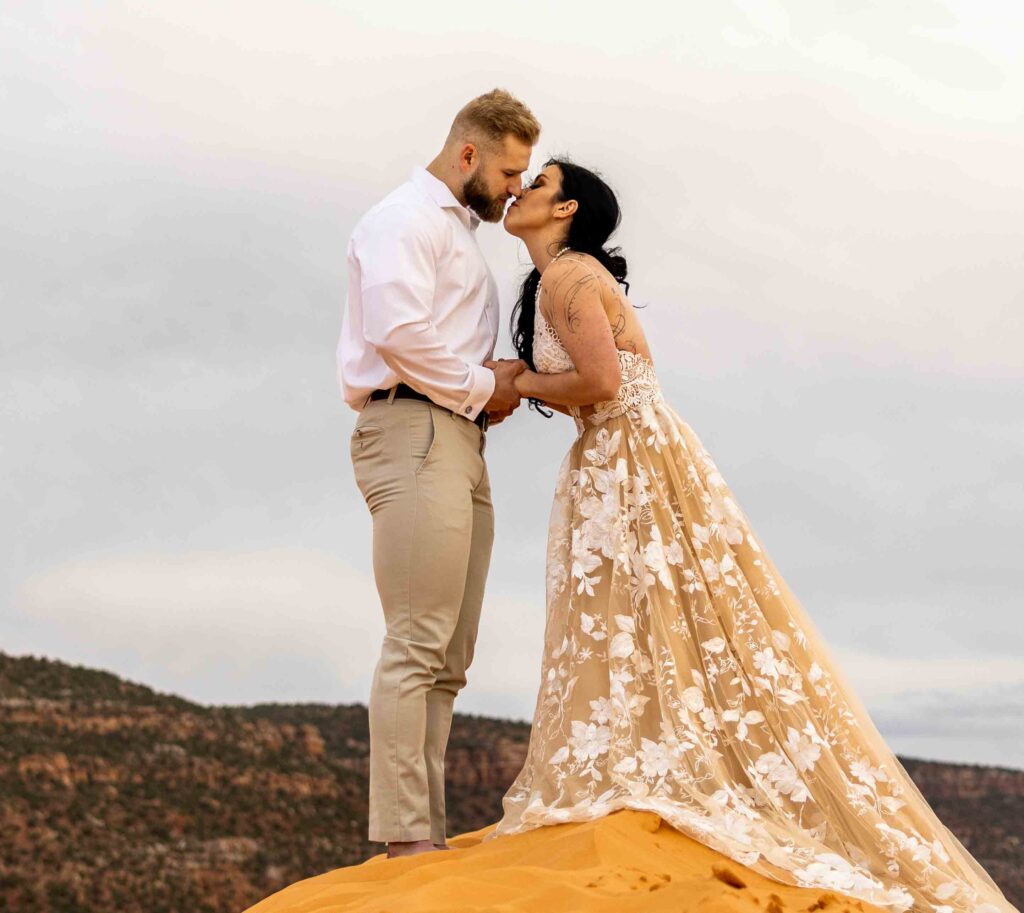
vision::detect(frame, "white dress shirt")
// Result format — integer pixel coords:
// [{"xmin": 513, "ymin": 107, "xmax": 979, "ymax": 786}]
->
[{"xmin": 338, "ymin": 166, "xmax": 499, "ymax": 420}]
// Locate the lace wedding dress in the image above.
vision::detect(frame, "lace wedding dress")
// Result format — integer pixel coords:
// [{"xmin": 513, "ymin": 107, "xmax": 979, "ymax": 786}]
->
[{"xmin": 484, "ymin": 293, "xmax": 1017, "ymax": 913}]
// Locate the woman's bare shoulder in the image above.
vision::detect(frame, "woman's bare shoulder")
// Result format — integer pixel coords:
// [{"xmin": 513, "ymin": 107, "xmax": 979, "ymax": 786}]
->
[{"xmin": 538, "ymin": 257, "xmax": 603, "ymax": 313}]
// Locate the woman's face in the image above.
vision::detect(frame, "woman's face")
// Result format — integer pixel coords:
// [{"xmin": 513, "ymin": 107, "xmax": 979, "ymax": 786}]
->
[{"xmin": 503, "ymin": 164, "xmax": 564, "ymax": 238}]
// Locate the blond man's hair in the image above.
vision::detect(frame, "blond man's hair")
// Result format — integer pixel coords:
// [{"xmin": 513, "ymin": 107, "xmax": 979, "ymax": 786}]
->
[{"xmin": 447, "ymin": 88, "xmax": 541, "ymax": 148}]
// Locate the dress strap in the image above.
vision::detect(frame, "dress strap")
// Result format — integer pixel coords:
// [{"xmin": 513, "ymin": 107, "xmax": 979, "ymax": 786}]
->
[{"xmin": 560, "ymin": 254, "xmax": 603, "ymax": 286}]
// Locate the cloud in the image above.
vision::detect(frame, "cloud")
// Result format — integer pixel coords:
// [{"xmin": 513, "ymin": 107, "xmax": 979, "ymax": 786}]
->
[
  {"xmin": 11, "ymin": 549, "xmax": 386, "ymax": 704},
  {"xmin": 2, "ymin": 2, "xmax": 1022, "ymax": 772},
  {"xmin": 11, "ymin": 550, "xmax": 1023, "ymax": 768},
  {"xmin": 833, "ymin": 650, "xmax": 1024, "ymax": 701},
  {"xmin": 871, "ymin": 681, "xmax": 1024, "ymax": 738},
  {"xmin": 867, "ymin": 681, "xmax": 1024, "ymax": 768},
  {"xmin": 8, "ymin": 548, "xmax": 551, "ymax": 715}
]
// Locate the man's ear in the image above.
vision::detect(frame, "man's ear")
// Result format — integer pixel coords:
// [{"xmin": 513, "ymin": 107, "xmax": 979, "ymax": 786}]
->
[{"xmin": 458, "ymin": 142, "xmax": 478, "ymax": 172}]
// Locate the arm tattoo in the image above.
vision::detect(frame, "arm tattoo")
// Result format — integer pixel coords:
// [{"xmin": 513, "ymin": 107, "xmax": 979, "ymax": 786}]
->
[
  {"xmin": 549, "ymin": 262, "xmax": 599, "ymax": 335},
  {"xmin": 610, "ymin": 309, "xmax": 626, "ymax": 339}
]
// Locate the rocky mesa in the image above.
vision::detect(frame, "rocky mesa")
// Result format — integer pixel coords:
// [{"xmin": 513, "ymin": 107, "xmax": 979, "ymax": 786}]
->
[{"xmin": 1, "ymin": 650, "xmax": 1020, "ymax": 912}]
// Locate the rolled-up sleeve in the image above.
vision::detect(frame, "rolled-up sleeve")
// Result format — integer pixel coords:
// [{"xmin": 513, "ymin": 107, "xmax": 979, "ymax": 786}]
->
[{"xmin": 355, "ymin": 206, "xmax": 495, "ymax": 419}]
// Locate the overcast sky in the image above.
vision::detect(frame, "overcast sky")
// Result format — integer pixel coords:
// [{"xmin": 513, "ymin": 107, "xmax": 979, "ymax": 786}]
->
[{"xmin": 2, "ymin": 0, "xmax": 1022, "ymax": 769}]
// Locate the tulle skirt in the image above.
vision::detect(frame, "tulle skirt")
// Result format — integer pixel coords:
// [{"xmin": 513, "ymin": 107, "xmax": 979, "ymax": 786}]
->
[{"xmin": 486, "ymin": 395, "xmax": 1016, "ymax": 913}]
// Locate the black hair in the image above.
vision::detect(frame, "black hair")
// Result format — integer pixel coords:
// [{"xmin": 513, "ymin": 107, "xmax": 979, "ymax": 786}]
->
[{"xmin": 508, "ymin": 157, "xmax": 629, "ymax": 416}]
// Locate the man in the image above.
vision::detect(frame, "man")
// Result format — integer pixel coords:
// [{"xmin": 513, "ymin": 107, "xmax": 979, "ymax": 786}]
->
[{"xmin": 338, "ymin": 89, "xmax": 540, "ymax": 858}]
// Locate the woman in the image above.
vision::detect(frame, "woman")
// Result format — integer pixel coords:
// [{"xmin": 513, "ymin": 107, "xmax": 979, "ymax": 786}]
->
[{"xmin": 485, "ymin": 158, "xmax": 1017, "ymax": 913}]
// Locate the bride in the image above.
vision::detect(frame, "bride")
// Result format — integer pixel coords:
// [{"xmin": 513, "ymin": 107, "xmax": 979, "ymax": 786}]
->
[{"xmin": 486, "ymin": 158, "xmax": 1017, "ymax": 913}]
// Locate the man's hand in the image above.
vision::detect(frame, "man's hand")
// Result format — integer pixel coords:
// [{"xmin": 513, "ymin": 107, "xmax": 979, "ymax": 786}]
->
[
  {"xmin": 483, "ymin": 358, "xmax": 527, "ymax": 416},
  {"xmin": 485, "ymin": 405, "xmax": 516, "ymax": 426}
]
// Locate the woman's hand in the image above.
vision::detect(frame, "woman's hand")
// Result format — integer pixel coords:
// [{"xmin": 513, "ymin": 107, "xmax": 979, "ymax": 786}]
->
[
  {"xmin": 482, "ymin": 358, "xmax": 529, "ymax": 425},
  {"xmin": 514, "ymin": 369, "xmax": 539, "ymax": 397}
]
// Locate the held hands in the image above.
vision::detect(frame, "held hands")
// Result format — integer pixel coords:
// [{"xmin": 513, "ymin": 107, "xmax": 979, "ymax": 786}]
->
[{"xmin": 483, "ymin": 358, "xmax": 528, "ymax": 425}]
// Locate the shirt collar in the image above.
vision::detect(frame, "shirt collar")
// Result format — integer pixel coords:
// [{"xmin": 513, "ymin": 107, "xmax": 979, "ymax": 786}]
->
[{"xmin": 410, "ymin": 166, "xmax": 481, "ymax": 231}]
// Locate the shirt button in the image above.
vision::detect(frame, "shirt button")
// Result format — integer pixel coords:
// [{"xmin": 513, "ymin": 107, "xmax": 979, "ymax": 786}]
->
[{"xmin": 464, "ymin": 407, "xmax": 472, "ymax": 414}]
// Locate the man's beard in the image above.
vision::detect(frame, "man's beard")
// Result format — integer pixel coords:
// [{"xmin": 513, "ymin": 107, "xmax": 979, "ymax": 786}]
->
[{"xmin": 462, "ymin": 171, "xmax": 508, "ymax": 223}]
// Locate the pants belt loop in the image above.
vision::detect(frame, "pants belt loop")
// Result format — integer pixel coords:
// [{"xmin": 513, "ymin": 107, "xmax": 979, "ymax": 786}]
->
[{"xmin": 386, "ymin": 385, "xmax": 399, "ymax": 404}]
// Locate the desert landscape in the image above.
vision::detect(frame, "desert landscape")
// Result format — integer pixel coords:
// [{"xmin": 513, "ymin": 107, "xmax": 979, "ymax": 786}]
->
[{"xmin": 1, "ymin": 649, "xmax": 1020, "ymax": 912}]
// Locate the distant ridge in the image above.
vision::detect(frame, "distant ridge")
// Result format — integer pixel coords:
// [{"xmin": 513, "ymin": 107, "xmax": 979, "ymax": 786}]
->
[{"xmin": 1, "ymin": 649, "xmax": 1020, "ymax": 913}]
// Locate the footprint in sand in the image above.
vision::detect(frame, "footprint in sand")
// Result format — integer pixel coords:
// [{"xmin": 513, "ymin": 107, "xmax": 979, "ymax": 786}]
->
[
  {"xmin": 757, "ymin": 889, "xmax": 866, "ymax": 913},
  {"xmin": 807, "ymin": 891, "xmax": 868, "ymax": 912},
  {"xmin": 583, "ymin": 866, "xmax": 673, "ymax": 893},
  {"xmin": 711, "ymin": 863, "xmax": 748, "ymax": 889}
]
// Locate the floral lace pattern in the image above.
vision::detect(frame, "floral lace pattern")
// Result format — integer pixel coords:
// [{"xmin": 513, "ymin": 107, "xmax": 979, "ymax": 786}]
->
[
  {"xmin": 534, "ymin": 303, "xmax": 663, "ymax": 434},
  {"xmin": 485, "ymin": 313, "xmax": 1017, "ymax": 913}
]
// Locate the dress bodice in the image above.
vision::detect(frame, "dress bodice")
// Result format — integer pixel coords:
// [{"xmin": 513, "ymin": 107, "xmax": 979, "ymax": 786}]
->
[
  {"xmin": 533, "ymin": 296, "xmax": 578, "ymax": 375},
  {"xmin": 532, "ymin": 288, "xmax": 663, "ymax": 430}
]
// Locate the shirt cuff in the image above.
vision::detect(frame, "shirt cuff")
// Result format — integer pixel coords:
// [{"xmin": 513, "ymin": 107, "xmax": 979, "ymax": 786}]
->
[{"xmin": 456, "ymin": 364, "xmax": 496, "ymax": 421}]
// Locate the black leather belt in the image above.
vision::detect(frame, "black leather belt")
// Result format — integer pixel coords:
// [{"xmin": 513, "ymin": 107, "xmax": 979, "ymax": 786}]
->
[{"xmin": 368, "ymin": 383, "xmax": 488, "ymax": 430}]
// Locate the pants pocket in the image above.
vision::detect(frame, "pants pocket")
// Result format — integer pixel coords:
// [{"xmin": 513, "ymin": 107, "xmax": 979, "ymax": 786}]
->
[
  {"xmin": 351, "ymin": 424, "xmax": 385, "ymax": 453},
  {"xmin": 409, "ymin": 406, "xmax": 437, "ymax": 475}
]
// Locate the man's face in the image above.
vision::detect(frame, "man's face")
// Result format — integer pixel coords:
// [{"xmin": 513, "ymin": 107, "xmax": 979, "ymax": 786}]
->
[{"xmin": 462, "ymin": 135, "xmax": 533, "ymax": 223}]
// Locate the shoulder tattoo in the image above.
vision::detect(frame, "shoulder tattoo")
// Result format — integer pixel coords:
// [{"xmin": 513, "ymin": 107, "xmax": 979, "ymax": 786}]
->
[{"xmin": 548, "ymin": 262, "xmax": 601, "ymax": 335}]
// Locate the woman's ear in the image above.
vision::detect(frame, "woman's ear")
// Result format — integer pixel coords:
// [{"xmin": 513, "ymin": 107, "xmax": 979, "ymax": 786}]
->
[{"xmin": 554, "ymin": 198, "xmax": 578, "ymax": 220}]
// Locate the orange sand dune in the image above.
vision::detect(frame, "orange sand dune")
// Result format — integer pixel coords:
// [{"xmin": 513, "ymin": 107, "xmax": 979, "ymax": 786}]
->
[{"xmin": 243, "ymin": 810, "xmax": 888, "ymax": 913}]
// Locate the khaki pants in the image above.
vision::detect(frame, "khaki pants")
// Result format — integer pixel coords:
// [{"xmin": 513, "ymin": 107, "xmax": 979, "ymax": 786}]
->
[{"xmin": 350, "ymin": 395, "xmax": 494, "ymax": 844}]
